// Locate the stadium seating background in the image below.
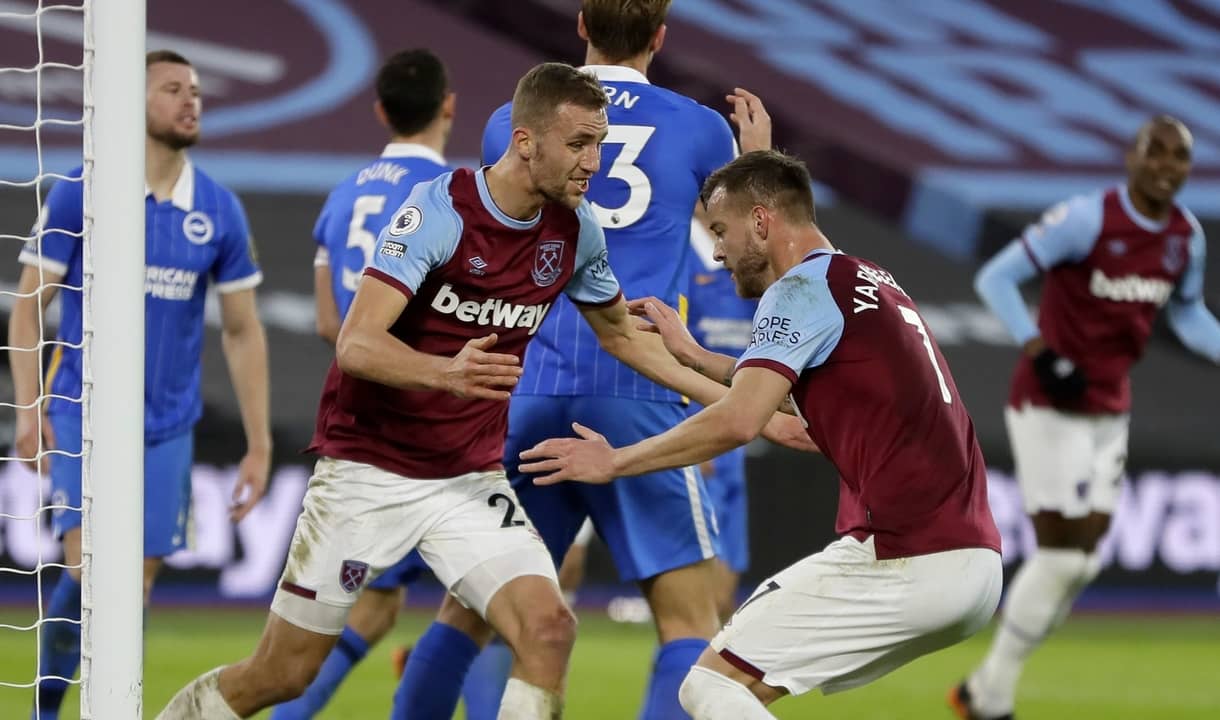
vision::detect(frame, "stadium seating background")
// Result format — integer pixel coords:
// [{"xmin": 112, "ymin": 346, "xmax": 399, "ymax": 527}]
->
[{"xmin": 1, "ymin": 0, "xmax": 1218, "ymax": 606}]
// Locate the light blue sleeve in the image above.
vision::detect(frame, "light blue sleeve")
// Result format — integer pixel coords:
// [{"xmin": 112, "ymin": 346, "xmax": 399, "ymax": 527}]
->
[
  {"xmin": 18, "ymin": 168, "xmax": 83, "ymax": 276},
  {"xmin": 1167, "ymin": 214, "xmax": 1220, "ymax": 363},
  {"xmin": 973, "ymin": 240, "xmax": 1041, "ymax": 345},
  {"xmin": 734, "ymin": 258, "xmax": 844, "ymax": 382},
  {"xmin": 481, "ymin": 102, "xmax": 513, "ymax": 166},
  {"xmin": 1175, "ymin": 211, "xmax": 1207, "ymax": 302},
  {"xmin": 1166, "ymin": 299, "xmax": 1220, "ymax": 364},
  {"xmin": 1021, "ymin": 193, "xmax": 1102, "ymax": 269},
  {"xmin": 212, "ymin": 189, "xmax": 262, "ymax": 291},
  {"xmin": 564, "ymin": 201, "xmax": 622, "ymax": 305},
  {"xmin": 367, "ymin": 173, "xmax": 462, "ymax": 296}
]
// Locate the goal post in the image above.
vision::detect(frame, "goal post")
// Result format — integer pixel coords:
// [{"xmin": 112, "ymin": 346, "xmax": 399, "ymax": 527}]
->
[{"xmin": 80, "ymin": 0, "xmax": 145, "ymax": 717}]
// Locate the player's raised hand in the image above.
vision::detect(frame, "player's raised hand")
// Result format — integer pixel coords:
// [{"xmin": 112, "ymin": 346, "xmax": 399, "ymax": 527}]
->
[
  {"xmin": 230, "ymin": 448, "xmax": 270, "ymax": 522},
  {"xmin": 520, "ymin": 422, "xmax": 616, "ymax": 485},
  {"xmin": 727, "ymin": 87, "xmax": 772, "ymax": 153},
  {"xmin": 627, "ymin": 296, "xmax": 704, "ymax": 368},
  {"xmin": 761, "ymin": 412, "xmax": 820, "ymax": 453},
  {"xmin": 443, "ymin": 333, "xmax": 523, "ymax": 401}
]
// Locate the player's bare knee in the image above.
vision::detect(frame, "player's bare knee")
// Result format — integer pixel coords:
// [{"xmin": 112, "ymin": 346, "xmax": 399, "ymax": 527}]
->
[{"xmin": 518, "ymin": 601, "xmax": 577, "ymax": 659}]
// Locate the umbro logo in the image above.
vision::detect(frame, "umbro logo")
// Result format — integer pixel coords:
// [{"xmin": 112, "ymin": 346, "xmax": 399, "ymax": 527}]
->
[{"xmin": 469, "ymin": 256, "xmax": 488, "ymax": 275}]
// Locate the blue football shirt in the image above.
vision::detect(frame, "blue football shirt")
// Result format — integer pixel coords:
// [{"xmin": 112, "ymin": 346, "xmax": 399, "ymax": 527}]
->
[
  {"xmin": 482, "ymin": 65, "xmax": 736, "ymax": 401},
  {"xmin": 313, "ymin": 143, "xmax": 451, "ymax": 318},
  {"xmin": 19, "ymin": 160, "xmax": 262, "ymax": 442}
]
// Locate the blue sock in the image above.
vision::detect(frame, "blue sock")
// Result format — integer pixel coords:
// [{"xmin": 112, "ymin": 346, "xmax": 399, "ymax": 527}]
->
[
  {"xmin": 269, "ymin": 626, "xmax": 370, "ymax": 719},
  {"xmin": 460, "ymin": 638, "xmax": 513, "ymax": 720},
  {"xmin": 391, "ymin": 621, "xmax": 480, "ymax": 720},
  {"xmin": 33, "ymin": 573, "xmax": 82, "ymax": 720},
  {"xmin": 638, "ymin": 638, "xmax": 708, "ymax": 720}
]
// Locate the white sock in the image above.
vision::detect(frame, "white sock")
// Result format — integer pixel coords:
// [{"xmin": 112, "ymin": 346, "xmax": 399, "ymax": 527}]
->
[
  {"xmin": 497, "ymin": 677, "xmax": 563, "ymax": 719},
  {"xmin": 969, "ymin": 549, "xmax": 1095, "ymax": 716},
  {"xmin": 155, "ymin": 667, "xmax": 240, "ymax": 720},
  {"xmin": 679, "ymin": 665, "xmax": 776, "ymax": 720}
]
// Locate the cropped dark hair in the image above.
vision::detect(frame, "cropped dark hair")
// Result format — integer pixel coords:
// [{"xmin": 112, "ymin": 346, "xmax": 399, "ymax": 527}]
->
[
  {"xmin": 377, "ymin": 49, "xmax": 448, "ymax": 136},
  {"xmin": 581, "ymin": 0, "xmax": 671, "ymax": 62},
  {"xmin": 701, "ymin": 150, "xmax": 817, "ymax": 225}
]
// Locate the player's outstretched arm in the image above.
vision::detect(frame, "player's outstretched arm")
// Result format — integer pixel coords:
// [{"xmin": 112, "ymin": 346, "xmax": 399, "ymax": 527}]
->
[
  {"xmin": 1165, "ymin": 230, "xmax": 1220, "ymax": 364},
  {"xmin": 8, "ymin": 265, "xmax": 63, "ymax": 474},
  {"xmin": 218, "ymin": 287, "xmax": 272, "ymax": 521},
  {"xmin": 582, "ymin": 296, "xmax": 737, "ymax": 407},
  {"xmin": 627, "ymin": 296, "xmax": 737, "ymax": 386},
  {"xmin": 1167, "ymin": 297, "xmax": 1220, "ymax": 364},
  {"xmin": 337, "ymin": 275, "xmax": 522, "ymax": 400},
  {"xmin": 580, "ymin": 297, "xmax": 815, "ymax": 451},
  {"xmin": 521, "ymin": 367, "xmax": 790, "ymax": 484}
]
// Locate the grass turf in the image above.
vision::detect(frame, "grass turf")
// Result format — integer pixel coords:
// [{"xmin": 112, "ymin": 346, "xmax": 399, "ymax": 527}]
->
[{"xmin": 2, "ymin": 608, "xmax": 1217, "ymax": 718}]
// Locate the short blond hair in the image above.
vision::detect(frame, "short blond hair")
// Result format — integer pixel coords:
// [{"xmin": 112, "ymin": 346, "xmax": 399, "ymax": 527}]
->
[{"xmin": 510, "ymin": 62, "xmax": 608, "ymax": 133}]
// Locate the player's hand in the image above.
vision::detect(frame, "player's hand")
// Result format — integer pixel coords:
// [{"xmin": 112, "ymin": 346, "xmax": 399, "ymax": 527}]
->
[
  {"xmin": 14, "ymin": 406, "xmax": 55, "ymax": 475},
  {"xmin": 761, "ymin": 412, "xmax": 820, "ymax": 453},
  {"xmin": 442, "ymin": 333, "xmax": 522, "ymax": 401},
  {"xmin": 519, "ymin": 422, "xmax": 616, "ymax": 485},
  {"xmin": 727, "ymin": 88, "xmax": 772, "ymax": 153},
  {"xmin": 627, "ymin": 296, "xmax": 704, "ymax": 368},
  {"xmin": 230, "ymin": 447, "xmax": 270, "ymax": 522},
  {"xmin": 1031, "ymin": 347, "xmax": 1087, "ymax": 407}
]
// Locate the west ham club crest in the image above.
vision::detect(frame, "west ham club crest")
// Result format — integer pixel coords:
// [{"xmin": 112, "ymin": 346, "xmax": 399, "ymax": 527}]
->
[
  {"xmin": 532, "ymin": 240, "xmax": 565, "ymax": 287},
  {"xmin": 1162, "ymin": 235, "xmax": 1188, "ymax": 274},
  {"xmin": 339, "ymin": 559, "xmax": 369, "ymax": 593}
]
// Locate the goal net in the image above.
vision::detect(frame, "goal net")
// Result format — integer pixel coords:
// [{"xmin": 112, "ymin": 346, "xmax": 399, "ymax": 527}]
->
[{"xmin": 1, "ymin": 1, "xmax": 146, "ymax": 718}]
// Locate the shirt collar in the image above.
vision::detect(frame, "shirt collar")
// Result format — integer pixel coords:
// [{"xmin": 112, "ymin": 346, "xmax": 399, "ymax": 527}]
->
[
  {"xmin": 1118, "ymin": 184, "xmax": 1171, "ymax": 233},
  {"xmin": 580, "ymin": 64, "xmax": 650, "ymax": 85},
  {"xmin": 381, "ymin": 142, "xmax": 447, "ymax": 165},
  {"xmin": 145, "ymin": 157, "xmax": 194, "ymax": 211}
]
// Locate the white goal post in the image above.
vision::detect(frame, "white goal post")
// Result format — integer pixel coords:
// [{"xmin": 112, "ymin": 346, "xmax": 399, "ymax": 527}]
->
[{"xmin": 80, "ymin": 0, "xmax": 145, "ymax": 717}]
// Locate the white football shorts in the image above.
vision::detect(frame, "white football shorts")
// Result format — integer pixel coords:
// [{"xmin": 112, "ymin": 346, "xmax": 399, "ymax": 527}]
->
[
  {"xmin": 271, "ymin": 457, "xmax": 557, "ymax": 634},
  {"xmin": 711, "ymin": 535, "xmax": 1001, "ymax": 696},
  {"xmin": 1005, "ymin": 403, "xmax": 1129, "ymax": 518}
]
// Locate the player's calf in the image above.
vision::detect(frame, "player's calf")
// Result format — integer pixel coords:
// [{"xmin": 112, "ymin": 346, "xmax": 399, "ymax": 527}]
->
[{"xmin": 346, "ymin": 586, "xmax": 403, "ymax": 646}]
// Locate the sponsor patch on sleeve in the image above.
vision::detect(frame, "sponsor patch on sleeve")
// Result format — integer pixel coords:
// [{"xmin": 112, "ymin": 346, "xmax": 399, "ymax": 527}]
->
[{"xmin": 380, "ymin": 240, "xmax": 406, "ymax": 258}]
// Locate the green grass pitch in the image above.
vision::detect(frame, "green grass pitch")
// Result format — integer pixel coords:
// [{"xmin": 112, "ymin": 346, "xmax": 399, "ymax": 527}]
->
[{"xmin": 2, "ymin": 608, "xmax": 1217, "ymax": 718}]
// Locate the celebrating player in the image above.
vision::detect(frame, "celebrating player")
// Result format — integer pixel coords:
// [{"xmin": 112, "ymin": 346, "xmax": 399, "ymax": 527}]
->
[
  {"xmin": 520, "ymin": 150, "xmax": 1004, "ymax": 720},
  {"xmin": 395, "ymin": 2, "xmax": 771, "ymax": 716},
  {"xmin": 269, "ymin": 48, "xmax": 459, "ymax": 720},
  {"xmin": 9, "ymin": 50, "xmax": 270, "ymax": 720},
  {"xmin": 950, "ymin": 116, "xmax": 1220, "ymax": 720},
  {"xmin": 157, "ymin": 63, "xmax": 807, "ymax": 720}
]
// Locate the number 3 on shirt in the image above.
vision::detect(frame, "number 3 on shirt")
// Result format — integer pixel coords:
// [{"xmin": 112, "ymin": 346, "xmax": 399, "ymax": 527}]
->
[
  {"xmin": 590, "ymin": 124, "xmax": 655, "ymax": 230},
  {"xmin": 898, "ymin": 305, "xmax": 952, "ymax": 404},
  {"xmin": 342, "ymin": 194, "xmax": 387, "ymax": 292}
]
